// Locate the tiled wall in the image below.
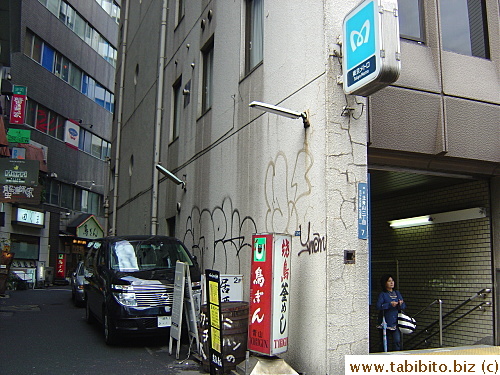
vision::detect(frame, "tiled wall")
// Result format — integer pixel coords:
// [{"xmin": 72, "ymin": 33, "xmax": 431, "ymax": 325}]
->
[{"xmin": 369, "ymin": 179, "xmax": 493, "ymax": 352}]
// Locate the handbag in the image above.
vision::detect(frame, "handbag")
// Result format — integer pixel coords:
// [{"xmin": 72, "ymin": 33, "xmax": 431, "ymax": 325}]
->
[{"xmin": 398, "ymin": 311, "xmax": 416, "ymax": 334}]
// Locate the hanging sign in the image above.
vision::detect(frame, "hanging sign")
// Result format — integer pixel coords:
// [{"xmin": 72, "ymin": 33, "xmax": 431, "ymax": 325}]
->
[
  {"xmin": 7, "ymin": 129, "xmax": 31, "ymax": 144},
  {"xmin": 342, "ymin": 0, "xmax": 401, "ymax": 96},
  {"xmin": 75, "ymin": 215, "xmax": 104, "ymax": 239},
  {"xmin": 0, "ymin": 159, "xmax": 40, "ymax": 186},
  {"xmin": 9, "ymin": 86, "xmax": 27, "ymax": 125},
  {"xmin": 64, "ymin": 120, "xmax": 80, "ymax": 149}
]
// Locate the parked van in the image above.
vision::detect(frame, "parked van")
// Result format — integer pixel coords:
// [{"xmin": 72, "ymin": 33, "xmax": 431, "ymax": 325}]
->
[{"xmin": 83, "ymin": 235, "xmax": 201, "ymax": 345}]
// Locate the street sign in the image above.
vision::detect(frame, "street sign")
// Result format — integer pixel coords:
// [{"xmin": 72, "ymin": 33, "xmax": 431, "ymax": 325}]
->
[
  {"xmin": 358, "ymin": 182, "xmax": 369, "ymax": 239},
  {"xmin": 342, "ymin": 0, "xmax": 401, "ymax": 96}
]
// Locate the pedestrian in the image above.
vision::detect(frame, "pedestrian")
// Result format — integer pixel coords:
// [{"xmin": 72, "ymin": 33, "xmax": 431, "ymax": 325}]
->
[{"xmin": 376, "ymin": 274, "xmax": 406, "ymax": 351}]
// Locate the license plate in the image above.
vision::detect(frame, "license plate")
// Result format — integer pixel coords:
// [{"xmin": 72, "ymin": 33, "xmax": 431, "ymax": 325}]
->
[{"xmin": 158, "ymin": 316, "xmax": 171, "ymax": 327}]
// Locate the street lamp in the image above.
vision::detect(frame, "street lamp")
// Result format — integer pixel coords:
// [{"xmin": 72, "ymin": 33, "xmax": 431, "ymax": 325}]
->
[
  {"xmin": 249, "ymin": 101, "xmax": 310, "ymax": 128},
  {"xmin": 155, "ymin": 164, "xmax": 186, "ymax": 190}
]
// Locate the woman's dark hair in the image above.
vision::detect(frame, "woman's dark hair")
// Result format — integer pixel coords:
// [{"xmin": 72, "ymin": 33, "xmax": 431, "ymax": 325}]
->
[{"xmin": 380, "ymin": 274, "xmax": 395, "ymax": 291}]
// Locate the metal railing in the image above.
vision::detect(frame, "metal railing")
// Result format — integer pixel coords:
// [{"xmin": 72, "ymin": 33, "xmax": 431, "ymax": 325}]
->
[{"xmin": 404, "ymin": 288, "xmax": 492, "ymax": 350}]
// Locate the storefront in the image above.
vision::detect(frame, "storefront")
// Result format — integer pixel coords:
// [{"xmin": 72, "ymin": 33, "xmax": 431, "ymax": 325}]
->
[{"xmin": 58, "ymin": 214, "xmax": 104, "ymax": 281}]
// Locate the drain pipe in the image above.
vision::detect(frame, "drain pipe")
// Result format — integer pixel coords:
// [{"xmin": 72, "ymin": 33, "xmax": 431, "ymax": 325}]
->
[
  {"xmin": 151, "ymin": 0, "xmax": 168, "ymax": 235},
  {"xmin": 111, "ymin": 0, "xmax": 130, "ymax": 236}
]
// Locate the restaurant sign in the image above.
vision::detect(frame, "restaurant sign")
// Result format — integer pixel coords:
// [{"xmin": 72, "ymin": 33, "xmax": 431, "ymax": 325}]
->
[
  {"xmin": 248, "ymin": 233, "xmax": 292, "ymax": 356},
  {"xmin": 0, "ymin": 159, "xmax": 40, "ymax": 186}
]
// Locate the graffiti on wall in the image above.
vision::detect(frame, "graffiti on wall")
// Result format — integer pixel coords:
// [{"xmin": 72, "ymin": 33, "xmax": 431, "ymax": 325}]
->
[
  {"xmin": 297, "ymin": 222, "xmax": 327, "ymax": 256},
  {"xmin": 182, "ymin": 197, "xmax": 257, "ymax": 273},
  {"xmin": 264, "ymin": 149, "xmax": 313, "ymax": 234},
  {"xmin": 181, "ymin": 147, "xmax": 326, "ymax": 272}
]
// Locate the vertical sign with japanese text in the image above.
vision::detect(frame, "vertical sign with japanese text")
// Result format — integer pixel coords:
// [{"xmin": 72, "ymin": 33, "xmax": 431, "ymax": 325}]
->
[
  {"xmin": 358, "ymin": 182, "xmax": 369, "ymax": 239},
  {"xmin": 56, "ymin": 254, "xmax": 66, "ymax": 279},
  {"xmin": 271, "ymin": 234, "xmax": 291, "ymax": 354},
  {"xmin": 248, "ymin": 233, "xmax": 291, "ymax": 356},
  {"xmin": 206, "ymin": 269, "xmax": 223, "ymax": 374},
  {"xmin": 9, "ymin": 86, "xmax": 27, "ymax": 125}
]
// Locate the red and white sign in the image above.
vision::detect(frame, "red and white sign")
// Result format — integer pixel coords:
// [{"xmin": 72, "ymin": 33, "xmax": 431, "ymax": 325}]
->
[
  {"xmin": 9, "ymin": 86, "xmax": 27, "ymax": 125},
  {"xmin": 56, "ymin": 254, "xmax": 66, "ymax": 279},
  {"xmin": 248, "ymin": 233, "xmax": 291, "ymax": 356}
]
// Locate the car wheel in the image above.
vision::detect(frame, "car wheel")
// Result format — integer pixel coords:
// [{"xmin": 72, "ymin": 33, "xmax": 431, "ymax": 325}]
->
[
  {"xmin": 103, "ymin": 309, "xmax": 119, "ymax": 345},
  {"xmin": 85, "ymin": 300, "xmax": 96, "ymax": 324}
]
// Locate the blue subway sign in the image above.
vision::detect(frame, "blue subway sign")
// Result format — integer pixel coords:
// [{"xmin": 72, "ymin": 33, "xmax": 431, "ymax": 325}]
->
[{"xmin": 342, "ymin": 0, "xmax": 401, "ymax": 96}]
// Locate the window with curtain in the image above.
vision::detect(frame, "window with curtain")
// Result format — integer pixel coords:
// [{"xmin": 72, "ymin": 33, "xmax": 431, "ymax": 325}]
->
[
  {"xmin": 245, "ymin": 0, "xmax": 263, "ymax": 73},
  {"xmin": 440, "ymin": 0, "xmax": 490, "ymax": 59},
  {"xmin": 202, "ymin": 41, "xmax": 214, "ymax": 113},
  {"xmin": 42, "ymin": 44, "xmax": 55, "ymax": 71}
]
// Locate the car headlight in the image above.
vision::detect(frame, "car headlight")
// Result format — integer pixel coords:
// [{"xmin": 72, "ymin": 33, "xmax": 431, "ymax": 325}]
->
[{"xmin": 112, "ymin": 284, "xmax": 137, "ymax": 306}]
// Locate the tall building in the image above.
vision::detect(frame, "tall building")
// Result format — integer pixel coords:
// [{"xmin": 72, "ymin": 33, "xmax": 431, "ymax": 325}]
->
[
  {"xmin": 112, "ymin": 0, "xmax": 499, "ymax": 372},
  {"xmin": 0, "ymin": 0, "xmax": 119, "ymax": 286}
]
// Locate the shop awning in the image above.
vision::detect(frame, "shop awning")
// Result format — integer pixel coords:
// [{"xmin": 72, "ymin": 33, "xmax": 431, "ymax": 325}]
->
[
  {"xmin": 14, "ymin": 143, "xmax": 47, "ymax": 172},
  {"xmin": 0, "ymin": 114, "xmax": 10, "ymax": 157}
]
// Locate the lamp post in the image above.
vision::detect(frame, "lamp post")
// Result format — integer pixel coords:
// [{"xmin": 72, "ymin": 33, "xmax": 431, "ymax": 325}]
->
[{"xmin": 249, "ymin": 101, "xmax": 310, "ymax": 128}]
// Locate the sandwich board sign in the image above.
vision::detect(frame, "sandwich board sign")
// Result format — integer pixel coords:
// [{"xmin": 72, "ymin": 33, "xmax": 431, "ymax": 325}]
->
[{"xmin": 342, "ymin": 0, "xmax": 401, "ymax": 96}]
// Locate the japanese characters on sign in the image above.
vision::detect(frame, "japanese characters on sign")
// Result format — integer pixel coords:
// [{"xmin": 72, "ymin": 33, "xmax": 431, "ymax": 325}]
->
[
  {"xmin": 271, "ymin": 235, "xmax": 291, "ymax": 354},
  {"xmin": 9, "ymin": 86, "xmax": 27, "ymax": 125},
  {"xmin": 0, "ymin": 184, "xmax": 42, "ymax": 204},
  {"xmin": 248, "ymin": 233, "xmax": 291, "ymax": 356},
  {"xmin": 206, "ymin": 269, "xmax": 223, "ymax": 374},
  {"xmin": 56, "ymin": 254, "xmax": 66, "ymax": 279},
  {"xmin": 358, "ymin": 182, "xmax": 369, "ymax": 239}
]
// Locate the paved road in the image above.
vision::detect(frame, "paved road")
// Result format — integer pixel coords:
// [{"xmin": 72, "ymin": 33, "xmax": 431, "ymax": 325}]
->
[{"xmin": 0, "ymin": 286, "xmax": 206, "ymax": 375}]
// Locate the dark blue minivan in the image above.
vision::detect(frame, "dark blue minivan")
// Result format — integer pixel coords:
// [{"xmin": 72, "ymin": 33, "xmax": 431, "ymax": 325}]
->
[{"xmin": 83, "ymin": 235, "xmax": 201, "ymax": 345}]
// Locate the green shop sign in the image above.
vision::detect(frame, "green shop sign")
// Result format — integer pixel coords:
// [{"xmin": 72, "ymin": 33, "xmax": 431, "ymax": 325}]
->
[{"xmin": 7, "ymin": 129, "xmax": 31, "ymax": 144}]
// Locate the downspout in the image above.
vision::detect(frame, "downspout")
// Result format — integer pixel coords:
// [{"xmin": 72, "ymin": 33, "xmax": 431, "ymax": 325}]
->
[
  {"xmin": 111, "ymin": 0, "xmax": 130, "ymax": 236},
  {"xmin": 151, "ymin": 0, "xmax": 168, "ymax": 235}
]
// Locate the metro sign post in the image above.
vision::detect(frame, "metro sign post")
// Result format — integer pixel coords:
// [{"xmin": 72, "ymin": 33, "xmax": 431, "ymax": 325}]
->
[{"xmin": 342, "ymin": 0, "xmax": 401, "ymax": 96}]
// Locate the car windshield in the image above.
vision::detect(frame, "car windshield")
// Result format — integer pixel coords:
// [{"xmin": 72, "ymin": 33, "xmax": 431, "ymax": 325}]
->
[{"xmin": 110, "ymin": 239, "xmax": 193, "ymax": 272}]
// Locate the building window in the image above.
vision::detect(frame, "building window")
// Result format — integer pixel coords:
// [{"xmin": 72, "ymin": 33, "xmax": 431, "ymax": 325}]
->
[
  {"xmin": 60, "ymin": 183, "xmax": 74, "ymax": 209},
  {"xmin": 176, "ymin": 0, "xmax": 185, "ymax": 26},
  {"xmin": 32, "ymin": 35, "xmax": 43, "ymax": 64},
  {"xmin": 245, "ymin": 0, "xmax": 263, "ymax": 73},
  {"xmin": 202, "ymin": 41, "xmax": 214, "ymax": 113},
  {"xmin": 440, "ymin": 0, "xmax": 490, "ymax": 58},
  {"xmin": 42, "ymin": 44, "xmax": 55, "ymax": 71},
  {"xmin": 49, "ymin": 180, "xmax": 61, "ymax": 205},
  {"xmin": 398, "ymin": 0, "xmax": 424, "ymax": 42},
  {"xmin": 172, "ymin": 79, "xmax": 182, "ymax": 140},
  {"xmin": 36, "ymin": 105, "xmax": 49, "ymax": 133}
]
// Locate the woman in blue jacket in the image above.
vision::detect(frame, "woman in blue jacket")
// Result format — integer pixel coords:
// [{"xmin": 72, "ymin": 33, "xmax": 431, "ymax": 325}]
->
[{"xmin": 376, "ymin": 274, "xmax": 406, "ymax": 351}]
